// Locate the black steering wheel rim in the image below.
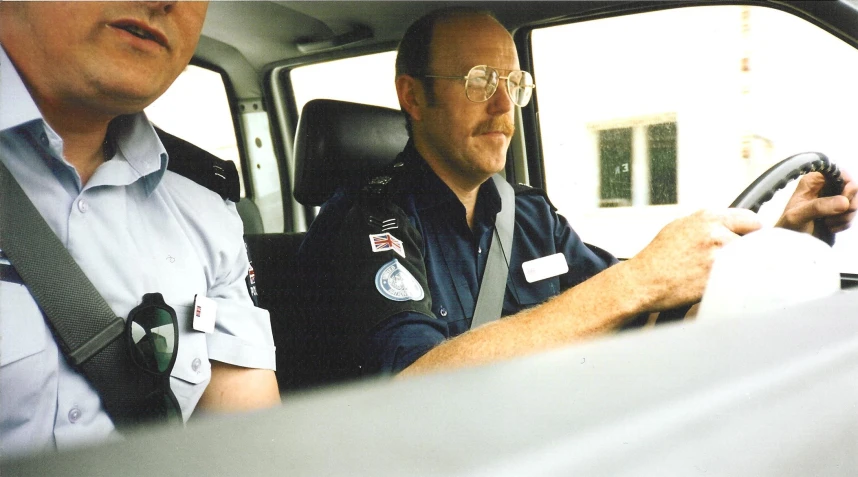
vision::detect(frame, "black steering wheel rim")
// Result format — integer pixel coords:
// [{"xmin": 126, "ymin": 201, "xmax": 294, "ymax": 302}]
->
[{"xmin": 729, "ymin": 152, "xmax": 843, "ymax": 213}]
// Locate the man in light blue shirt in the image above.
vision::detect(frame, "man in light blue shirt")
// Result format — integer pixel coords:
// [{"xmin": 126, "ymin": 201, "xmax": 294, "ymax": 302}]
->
[{"xmin": 0, "ymin": 1, "xmax": 280, "ymax": 457}]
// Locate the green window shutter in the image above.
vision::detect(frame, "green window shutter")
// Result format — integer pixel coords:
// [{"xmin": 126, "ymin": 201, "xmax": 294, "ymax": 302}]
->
[
  {"xmin": 648, "ymin": 122, "xmax": 677, "ymax": 205},
  {"xmin": 599, "ymin": 127, "xmax": 632, "ymax": 207}
]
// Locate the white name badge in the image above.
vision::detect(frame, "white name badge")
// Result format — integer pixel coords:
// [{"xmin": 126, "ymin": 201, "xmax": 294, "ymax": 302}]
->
[
  {"xmin": 192, "ymin": 294, "xmax": 217, "ymax": 333},
  {"xmin": 522, "ymin": 253, "xmax": 569, "ymax": 283}
]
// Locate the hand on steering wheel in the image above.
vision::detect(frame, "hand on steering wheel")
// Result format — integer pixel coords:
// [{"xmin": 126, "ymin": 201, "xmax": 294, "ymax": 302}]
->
[{"xmin": 657, "ymin": 152, "xmax": 850, "ymax": 324}]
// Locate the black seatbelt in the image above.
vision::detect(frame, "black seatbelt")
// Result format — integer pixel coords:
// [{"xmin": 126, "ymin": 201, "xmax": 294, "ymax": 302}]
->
[
  {"xmin": 470, "ymin": 174, "xmax": 516, "ymax": 329},
  {"xmin": 0, "ymin": 159, "xmax": 164, "ymax": 429}
]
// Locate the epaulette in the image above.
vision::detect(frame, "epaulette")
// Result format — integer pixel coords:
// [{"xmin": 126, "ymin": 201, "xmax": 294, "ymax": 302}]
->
[
  {"xmin": 359, "ymin": 158, "xmax": 408, "ymax": 202},
  {"xmin": 512, "ymin": 182, "xmax": 558, "ymax": 211},
  {"xmin": 156, "ymin": 127, "xmax": 241, "ymax": 202}
]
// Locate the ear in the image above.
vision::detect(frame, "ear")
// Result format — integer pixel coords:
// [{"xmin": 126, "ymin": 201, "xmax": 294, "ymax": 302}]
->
[{"xmin": 396, "ymin": 74, "xmax": 424, "ymax": 123}]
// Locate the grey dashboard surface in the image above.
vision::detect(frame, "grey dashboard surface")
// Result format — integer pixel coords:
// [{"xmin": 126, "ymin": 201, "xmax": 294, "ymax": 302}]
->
[{"xmin": 5, "ymin": 290, "xmax": 858, "ymax": 476}]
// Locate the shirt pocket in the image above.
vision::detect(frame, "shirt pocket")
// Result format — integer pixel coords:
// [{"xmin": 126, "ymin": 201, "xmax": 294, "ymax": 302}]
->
[
  {"xmin": 168, "ymin": 305, "xmax": 212, "ymax": 422},
  {"xmin": 507, "ymin": 276, "xmax": 561, "ymax": 310},
  {"xmin": 0, "ymin": 282, "xmax": 47, "ymax": 366},
  {"xmin": 0, "ymin": 282, "xmax": 51, "ymax": 431}
]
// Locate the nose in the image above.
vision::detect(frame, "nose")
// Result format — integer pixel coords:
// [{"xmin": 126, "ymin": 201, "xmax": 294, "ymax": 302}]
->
[
  {"xmin": 487, "ymin": 77, "xmax": 514, "ymax": 115},
  {"xmin": 144, "ymin": 1, "xmax": 178, "ymax": 14}
]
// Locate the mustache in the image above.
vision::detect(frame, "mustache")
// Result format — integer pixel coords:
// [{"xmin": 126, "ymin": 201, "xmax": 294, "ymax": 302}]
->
[{"xmin": 474, "ymin": 117, "xmax": 515, "ymax": 136}]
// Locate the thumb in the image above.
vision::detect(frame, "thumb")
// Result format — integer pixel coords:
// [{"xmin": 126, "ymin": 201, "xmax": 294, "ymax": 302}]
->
[
  {"xmin": 721, "ymin": 208, "xmax": 762, "ymax": 235},
  {"xmin": 793, "ymin": 172, "xmax": 826, "ymax": 199}
]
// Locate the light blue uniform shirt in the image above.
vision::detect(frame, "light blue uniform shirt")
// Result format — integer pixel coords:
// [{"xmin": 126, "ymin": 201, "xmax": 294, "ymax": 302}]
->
[{"xmin": 0, "ymin": 47, "xmax": 276, "ymax": 457}]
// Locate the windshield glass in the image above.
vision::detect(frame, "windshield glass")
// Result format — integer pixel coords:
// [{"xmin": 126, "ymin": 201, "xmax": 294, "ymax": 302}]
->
[{"xmin": 532, "ymin": 5, "xmax": 858, "ymax": 271}]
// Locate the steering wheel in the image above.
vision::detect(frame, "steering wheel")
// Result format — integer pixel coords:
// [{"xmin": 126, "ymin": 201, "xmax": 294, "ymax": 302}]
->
[
  {"xmin": 730, "ymin": 152, "xmax": 844, "ymax": 244},
  {"xmin": 657, "ymin": 152, "xmax": 844, "ymax": 324}
]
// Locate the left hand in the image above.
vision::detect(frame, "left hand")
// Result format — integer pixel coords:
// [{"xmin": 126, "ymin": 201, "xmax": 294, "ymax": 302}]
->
[{"xmin": 775, "ymin": 169, "xmax": 858, "ymax": 238}]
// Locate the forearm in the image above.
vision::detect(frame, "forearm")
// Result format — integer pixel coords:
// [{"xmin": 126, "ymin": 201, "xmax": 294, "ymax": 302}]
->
[
  {"xmin": 398, "ymin": 259, "xmax": 650, "ymax": 377},
  {"xmin": 197, "ymin": 361, "xmax": 281, "ymax": 413}
]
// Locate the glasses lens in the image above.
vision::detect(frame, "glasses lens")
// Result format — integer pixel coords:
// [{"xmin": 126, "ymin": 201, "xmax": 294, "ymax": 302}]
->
[
  {"xmin": 130, "ymin": 307, "xmax": 176, "ymax": 374},
  {"xmin": 141, "ymin": 386, "xmax": 184, "ymax": 425},
  {"xmin": 465, "ymin": 66, "xmax": 498, "ymax": 102},
  {"xmin": 507, "ymin": 70, "xmax": 534, "ymax": 107}
]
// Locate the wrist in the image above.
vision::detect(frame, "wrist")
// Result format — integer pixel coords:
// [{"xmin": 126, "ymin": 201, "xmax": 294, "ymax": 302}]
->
[{"xmin": 609, "ymin": 257, "xmax": 661, "ymax": 315}]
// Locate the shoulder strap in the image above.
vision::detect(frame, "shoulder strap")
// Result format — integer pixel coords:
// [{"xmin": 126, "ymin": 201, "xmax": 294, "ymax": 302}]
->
[
  {"xmin": 470, "ymin": 175, "xmax": 515, "ymax": 329},
  {"xmin": 156, "ymin": 127, "xmax": 241, "ymax": 202},
  {"xmin": 0, "ymin": 160, "xmax": 166, "ymax": 429}
]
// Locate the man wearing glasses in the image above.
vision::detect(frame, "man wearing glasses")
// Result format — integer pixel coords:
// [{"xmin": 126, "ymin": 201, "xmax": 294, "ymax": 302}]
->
[
  {"xmin": 299, "ymin": 7, "xmax": 857, "ymax": 379},
  {"xmin": 0, "ymin": 2, "xmax": 279, "ymax": 457}
]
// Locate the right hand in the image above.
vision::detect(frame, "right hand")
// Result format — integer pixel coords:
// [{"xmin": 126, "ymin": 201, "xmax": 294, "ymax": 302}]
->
[{"xmin": 627, "ymin": 209, "xmax": 762, "ymax": 311}]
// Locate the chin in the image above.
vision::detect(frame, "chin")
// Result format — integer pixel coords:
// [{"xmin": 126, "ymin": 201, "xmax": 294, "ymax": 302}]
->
[{"xmin": 94, "ymin": 79, "xmax": 169, "ymax": 112}]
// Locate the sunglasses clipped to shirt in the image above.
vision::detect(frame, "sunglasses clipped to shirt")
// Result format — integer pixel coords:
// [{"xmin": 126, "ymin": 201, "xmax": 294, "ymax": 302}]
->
[
  {"xmin": 422, "ymin": 65, "xmax": 536, "ymax": 107},
  {"xmin": 125, "ymin": 292, "xmax": 183, "ymax": 424}
]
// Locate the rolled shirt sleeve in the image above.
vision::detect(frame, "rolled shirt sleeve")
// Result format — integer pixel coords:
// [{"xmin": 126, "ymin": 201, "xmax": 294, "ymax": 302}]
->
[{"xmin": 205, "ymin": 201, "xmax": 276, "ymax": 371}]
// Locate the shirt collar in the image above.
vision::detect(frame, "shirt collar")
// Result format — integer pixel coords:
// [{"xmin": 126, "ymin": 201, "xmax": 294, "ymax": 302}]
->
[
  {"xmin": 399, "ymin": 141, "xmax": 502, "ymax": 221},
  {"xmin": 108, "ymin": 114, "xmax": 168, "ymax": 195},
  {"xmin": 0, "ymin": 46, "xmax": 43, "ymax": 131}
]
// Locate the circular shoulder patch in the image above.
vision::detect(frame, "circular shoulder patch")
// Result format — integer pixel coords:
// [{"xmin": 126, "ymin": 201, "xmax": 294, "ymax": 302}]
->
[{"xmin": 375, "ymin": 259, "xmax": 425, "ymax": 302}]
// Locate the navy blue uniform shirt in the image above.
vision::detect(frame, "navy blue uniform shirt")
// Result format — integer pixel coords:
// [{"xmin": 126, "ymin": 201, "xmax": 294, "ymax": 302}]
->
[{"xmin": 298, "ymin": 142, "xmax": 618, "ymax": 375}]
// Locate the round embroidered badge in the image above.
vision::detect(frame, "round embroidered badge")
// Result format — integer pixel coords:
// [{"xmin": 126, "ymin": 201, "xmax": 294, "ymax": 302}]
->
[{"xmin": 375, "ymin": 259, "xmax": 425, "ymax": 302}]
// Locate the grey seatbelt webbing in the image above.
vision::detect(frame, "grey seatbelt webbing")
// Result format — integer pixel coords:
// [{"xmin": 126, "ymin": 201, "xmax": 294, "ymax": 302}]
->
[
  {"xmin": 0, "ymin": 159, "xmax": 159, "ymax": 428},
  {"xmin": 470, "ymin": 174, "xmax": 515, "ymax": 329}
]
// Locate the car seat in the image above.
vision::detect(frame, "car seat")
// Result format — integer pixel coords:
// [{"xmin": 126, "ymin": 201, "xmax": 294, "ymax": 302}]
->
[{"xmin": 275, "ymin": 99, "xmax": 408, "ymax": 390}]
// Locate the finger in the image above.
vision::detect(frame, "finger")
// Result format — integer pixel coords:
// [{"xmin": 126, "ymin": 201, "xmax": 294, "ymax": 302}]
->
[
  {"xmin": 840, "ymin": 169, "xmax": 858, "ymax": 202},
  {"xmin": 793, "ymin": 171, "xmax": 826, "ymax": 199},
  {"xmin": 819, "ymin": 195, "xmax": 851, "ymax": 215},
  {"xmin": 840, "ymin": 169, "xmax": 858, "ymax": 203},
  {"xmin": 825, "ymin": 209, "xmax": 857, "ymax": 232},
  {"xmin": 718, "ymin": 208, "xmax": 762, "ymax": 235},
  {"xmin": 785, "ymin": 195, "xmax": 849, "ymax": 225}
]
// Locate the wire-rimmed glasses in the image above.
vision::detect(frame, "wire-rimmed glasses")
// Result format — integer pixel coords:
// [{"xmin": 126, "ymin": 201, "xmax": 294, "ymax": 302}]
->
[{"xmin": 422, "ymin": 65, "xmax": 535, "ymax": 107}]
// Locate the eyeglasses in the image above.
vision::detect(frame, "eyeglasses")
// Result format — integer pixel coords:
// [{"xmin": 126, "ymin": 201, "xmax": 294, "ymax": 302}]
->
[
  {"xmin": 126, "ymin": 293, "xmax": 182, "ymax": 424},
  {"xmin": 422, "ymin": 65, "xmax": 535, "ymax": 107}
]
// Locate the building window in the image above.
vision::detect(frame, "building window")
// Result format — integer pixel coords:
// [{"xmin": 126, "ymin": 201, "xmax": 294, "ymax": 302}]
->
[
  {"xmin": 648, "ymin": 122, "xmax": 678, "ymax": 205},
  {"xmin": 598, "ymin": 121, "xmax": 677, "ymax": 208},
  {"xmin": 599, "ymin": 128, "xmax": 633, "ymax": 207}
]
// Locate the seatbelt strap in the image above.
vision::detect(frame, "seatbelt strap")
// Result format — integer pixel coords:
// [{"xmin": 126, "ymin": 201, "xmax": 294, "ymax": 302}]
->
[
  {"xmin": 0, "ymin": 159, "xmax": 162, "ymax": 429},
  {"xmin": 470, "ymin": 174, "xmax": 515, "ymax": 329}
]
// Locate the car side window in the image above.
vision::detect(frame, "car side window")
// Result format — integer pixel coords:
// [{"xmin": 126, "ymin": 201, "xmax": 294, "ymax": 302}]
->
[
  {"xmin": 530, "ymin": 5, "xmax": 858, "ymax": 271},
  {"xmin": 290, "ymin": 51, "xmax": 400, "ymax": 117},
  {"xmin": 145, "ymin": 65, "xmax": 245, "ymax": 198}
]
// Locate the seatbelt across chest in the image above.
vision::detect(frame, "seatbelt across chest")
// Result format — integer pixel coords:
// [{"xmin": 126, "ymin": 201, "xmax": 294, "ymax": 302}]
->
[
  {"xmin": 0, "ymin": 159, "xmax": 163, "ymax": 428},
  {"xmin": 470, "ymin": 174, "xmax": 515, "ymax": 329}
]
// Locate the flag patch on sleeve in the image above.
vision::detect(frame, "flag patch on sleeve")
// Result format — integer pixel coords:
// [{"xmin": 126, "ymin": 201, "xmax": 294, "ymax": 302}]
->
[{"xmin": 369, "ymin": 233, "xmax": 405, "ymax": 258}]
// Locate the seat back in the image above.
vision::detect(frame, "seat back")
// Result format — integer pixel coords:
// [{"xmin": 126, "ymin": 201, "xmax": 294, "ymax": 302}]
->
[
  {"xmin": 243, "ymin": 232, "xmax": 311, "ymax": 391},
  {"xmin": 274, "ymin": 99, "xmax": 410, "ymax": 389},
  {"xmin": 235, "ymin": 199, "xmax": 265, "ymax": 234},
  {"xmin": 292, "ymin": 99, "xmax": 409, "ymax": 206}
]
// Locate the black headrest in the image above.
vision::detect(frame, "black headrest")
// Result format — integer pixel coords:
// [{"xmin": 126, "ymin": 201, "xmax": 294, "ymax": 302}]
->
[{"xmin": 293, "ymin": 99, "xmax": 409, "ymax": 206}]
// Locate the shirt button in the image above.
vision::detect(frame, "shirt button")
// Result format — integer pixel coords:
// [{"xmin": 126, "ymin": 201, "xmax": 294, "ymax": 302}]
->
[
  {"xmin": 68, "ymin": 407, "xmax": 82, "ymax": 424},
  {"xmin": 439, "ymin": 307, "xmax": 448, "ymax": 317},
  {"xmin": 77, "ymin": 199, "xmax": 88, "ymax": 213},
  {"xmin": 192, "ymin": 358, "xmax": 202, "ymax": 372},
  {"xmin": 39, "ymin": 133, "xmax": 48, "ymax": 145},
  {"xmin": 478, "ymin": 247, "xmax": 482, "ymax": 254}
]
